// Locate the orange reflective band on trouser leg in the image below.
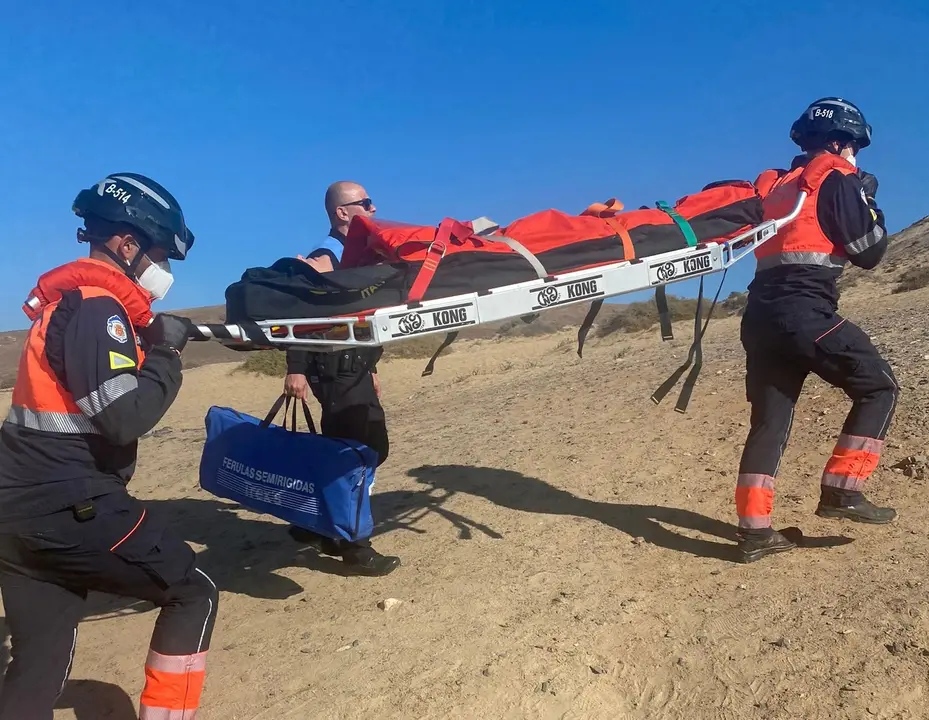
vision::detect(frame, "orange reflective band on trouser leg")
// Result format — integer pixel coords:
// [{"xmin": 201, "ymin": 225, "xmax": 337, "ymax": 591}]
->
[
  {"xmin": 735, "ymin": 473, "xmax": 775, "ymax": 529},
  {"xmin": 139, "ymin": 649, "xmax": 208, "ymax": 719},
  {"xmin": 821, "ymin": 433, "xmax": 884, "ymax": 492}
]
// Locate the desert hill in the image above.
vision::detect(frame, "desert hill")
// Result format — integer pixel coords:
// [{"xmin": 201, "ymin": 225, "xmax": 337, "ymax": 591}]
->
[{"xmin": 837, "ymin": 214, "xmax": 929, "ymax": 295}]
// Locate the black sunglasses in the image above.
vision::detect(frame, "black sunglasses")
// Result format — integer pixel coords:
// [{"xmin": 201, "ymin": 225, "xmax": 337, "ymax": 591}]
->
[{"xmin": 341, "ymin": 197, "xmax": 374, "ymax": 211}]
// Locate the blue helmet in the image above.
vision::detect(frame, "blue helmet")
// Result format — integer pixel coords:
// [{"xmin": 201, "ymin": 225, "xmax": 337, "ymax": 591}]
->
[
  {"xmin": 790, "ymin": 97, "xmax": 872, "ymax": 151},
  {"xmin": 73, "ymin": 172, "xmax": 194, "ymax": 260}
]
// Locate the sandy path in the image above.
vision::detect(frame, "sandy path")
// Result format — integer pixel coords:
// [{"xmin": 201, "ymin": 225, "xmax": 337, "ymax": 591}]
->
[{"xmin": 1, "ymin": 285, "xmax": 928, "ymax": 719}]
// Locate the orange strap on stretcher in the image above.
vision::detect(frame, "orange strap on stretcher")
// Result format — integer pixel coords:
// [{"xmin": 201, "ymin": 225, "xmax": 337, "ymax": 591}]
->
[
  {"xmin": 407, "ymin": 217, "xmax": 474, "ymax": 304},
  {"xmin": 580, "ymin": 198, "xmax": 636, "ymax": 261}
]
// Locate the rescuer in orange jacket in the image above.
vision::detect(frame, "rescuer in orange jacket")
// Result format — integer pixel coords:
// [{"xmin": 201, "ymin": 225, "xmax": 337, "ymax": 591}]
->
[
  {"xmin": 734, "ymin": 98, "xmax": 898, "ymax": 563},
  {"xmin": 0, "ymin": 173, "xmax": 218, "ymax": 718}
]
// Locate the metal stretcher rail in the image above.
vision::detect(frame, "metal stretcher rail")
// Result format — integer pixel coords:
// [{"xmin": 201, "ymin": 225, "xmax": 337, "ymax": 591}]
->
[{"xmin": 189, "ymin": 193, "xmax": 807, "ymax": 353}]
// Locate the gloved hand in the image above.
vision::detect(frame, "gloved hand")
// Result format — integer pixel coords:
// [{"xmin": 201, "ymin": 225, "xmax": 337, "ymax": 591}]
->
[
  {"xmin": 859, "ymin": 170, "xmax": 879, "ymax": 201},
  {"xmin": 138, "ymin": 313, "xmax": 193, "ymax": 354}
]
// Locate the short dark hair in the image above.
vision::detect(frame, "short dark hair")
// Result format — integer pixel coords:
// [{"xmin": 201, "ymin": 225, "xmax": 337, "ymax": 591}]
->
[
  {"xmin": 82, "ymin": 213, "xmax": 151, "ymax": 248},
  {"xmin": 800, "ymin": 130, "xmax": 856, "ymax": 153}
]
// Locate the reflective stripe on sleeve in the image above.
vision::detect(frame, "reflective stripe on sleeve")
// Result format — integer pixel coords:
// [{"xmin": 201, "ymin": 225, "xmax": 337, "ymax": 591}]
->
[
  {"xmin": 4, "ymin": 405, "xmax": 100, "ymax": 435},
  {"xmin": 75, "ymin": 374, "xmax": 138, "ymax": 417},
  {"xmin": 845, "ymin": 225, "xmax": 885, "ymax": 255},
  {"xmin": 756, "ymin": 251, "xmax": 847, "ymax": 271}
]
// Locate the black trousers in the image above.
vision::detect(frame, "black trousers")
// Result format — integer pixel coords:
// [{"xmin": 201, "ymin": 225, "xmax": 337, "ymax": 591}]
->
[
  {"xmin": 735, "ymin": 303, "xmax": 899, "ymax": 532},
  {"xmin": 0, "ymin": 490, "xmax": 218, "ymax": 720},
  {"xmin": 305, "ymin": 350, "xmax": 388, "ymax": 460},
  {"xmin": 302, "ymin": 351, "xmax": 389, "ymax": 553}
]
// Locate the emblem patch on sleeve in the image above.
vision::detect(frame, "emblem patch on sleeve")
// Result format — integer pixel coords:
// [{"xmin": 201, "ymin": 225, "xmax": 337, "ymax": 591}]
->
[{"xmin": 106, "ymin": 315, "xmax": 129, "ymax": 344}]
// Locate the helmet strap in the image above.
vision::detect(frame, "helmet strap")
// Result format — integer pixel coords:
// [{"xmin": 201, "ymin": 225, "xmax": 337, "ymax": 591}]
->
[
  {"xmin": 125, "ymin": 250, "xmax": 146, "ymax": 279},
  {"xmin": 100, "ymin": 244, "xmax": 145, "ymax": 279},
  {"xmin": 80, "ymin": 229, "xmax": 147, "ymax": 283}
]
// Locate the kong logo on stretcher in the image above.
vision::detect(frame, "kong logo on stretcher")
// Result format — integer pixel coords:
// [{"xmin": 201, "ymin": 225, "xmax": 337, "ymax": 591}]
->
[
  {"xmin": 531, "ymin": 276, "xmax": 604, "ymax": 310},
  {"xmin": 648, "ymin": 250, "xmax": 716, "ymax": 285},
  {"xmin": 389, "ymin": 301, "xmax": 478, "ymax": 338}
]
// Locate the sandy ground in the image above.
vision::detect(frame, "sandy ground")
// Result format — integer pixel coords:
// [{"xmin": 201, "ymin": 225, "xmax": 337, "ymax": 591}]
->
[{"xmin": 2, "ymin": 282, "xmax": 929, "ymax": 720}]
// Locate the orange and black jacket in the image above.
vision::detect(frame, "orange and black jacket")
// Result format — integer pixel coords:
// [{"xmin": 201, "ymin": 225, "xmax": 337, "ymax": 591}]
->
[
  {"xmin": 748, "ymin": 152, "xmax": 888, "ymax": 311},
  {"xmin": 0, "ymin": 258, "xmax": 182, "ymax": 524}
]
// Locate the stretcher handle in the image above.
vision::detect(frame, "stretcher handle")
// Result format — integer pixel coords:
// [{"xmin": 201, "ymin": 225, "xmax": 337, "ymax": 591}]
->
[{"xmin": 187, "ymin": 322, "xmax": 272, "ymax": 345}]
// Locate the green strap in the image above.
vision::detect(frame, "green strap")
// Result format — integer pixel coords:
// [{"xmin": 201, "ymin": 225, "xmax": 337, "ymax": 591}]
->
[{"xmin": 656, "ymin": 201, "xmax": 698, "ymax": 247}]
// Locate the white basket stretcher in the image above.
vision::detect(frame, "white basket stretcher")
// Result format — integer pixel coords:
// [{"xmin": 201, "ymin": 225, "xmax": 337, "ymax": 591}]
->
[{"xmin": 189, "ymin": 193, "xmax": 806, "ymax": 411}]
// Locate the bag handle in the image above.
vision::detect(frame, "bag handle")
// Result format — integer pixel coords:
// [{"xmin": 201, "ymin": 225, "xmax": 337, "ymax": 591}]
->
[
  {"xmin": 283, "ymin": 396, "xmax": 318, "ymax": 435},
  {"xmin": 260, "ymin": 393, "xmax": 318, "ymax": 434},
  {"xmin": 260, "ymin": 394, "xmax": 288, "ymax": 427}
]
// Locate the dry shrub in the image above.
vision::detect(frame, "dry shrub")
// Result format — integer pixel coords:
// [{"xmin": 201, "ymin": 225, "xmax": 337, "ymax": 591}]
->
[
  {"xmin": 595, "ymin": 295, "xmax": 702, "ymax": 338},
  {"xmin": 719, "ymin": 291, "xmax": 749, "ymax": 316},
  {"xmin": 494, "ymin": 314, "xmax": 564, "ymax": 339},
  {"xmin": 837, "ymin": 271, "xmax": 861, "ymax": 290},
  {"xmin": 233, "ymin": 336, "xmax": 454, "ymax": 377},
  {"xmin": 234, "ymin": 350, "xmax": 287, "ymax": 377},
  {"xmin": 381, "ymin": 336, "xmax": 455, "ymax": 360},
  {"xmin": 892, "ymin": 267, "xmax": 929, "ymax": 294}
]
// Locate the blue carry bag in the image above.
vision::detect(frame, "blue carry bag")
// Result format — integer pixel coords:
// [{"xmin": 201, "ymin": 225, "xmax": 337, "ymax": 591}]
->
[{"xmin": 198, "ymin": 393, "xmax": 378, "ymax": 542}]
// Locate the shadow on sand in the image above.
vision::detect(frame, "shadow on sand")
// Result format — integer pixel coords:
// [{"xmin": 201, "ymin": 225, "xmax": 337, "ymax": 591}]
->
[
  {"xmin": 403, "ymin": 463, "xmax": 854, "ymax": 561},
  {"xmin": 406, "ymin": 464, "xmax": 742, "ymax": 559},
  {"xmin": 0, "ymin": 620, "xmax": 138, "ymax": 719},
  {"xmin": 0, "ymin": 464, "xmax": 853, "ymax": 716},
  {"xmin": 63, "ymin": 463, "xmax": 857, "ymax": 605}
]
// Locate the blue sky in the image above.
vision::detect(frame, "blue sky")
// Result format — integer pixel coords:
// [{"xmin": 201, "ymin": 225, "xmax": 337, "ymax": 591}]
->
[{"xmin": 2, "ymin": 0, "xmax": 927, "ymax": 330}]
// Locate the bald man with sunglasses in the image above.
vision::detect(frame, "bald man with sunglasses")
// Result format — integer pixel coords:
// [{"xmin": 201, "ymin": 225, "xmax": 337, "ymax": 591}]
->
[
  {"xmin": 283, "ymin": 181, "xmax": 401, "ymax": 577},
  {"xmin": 296, "ymin": 181, "xmax": 377, "ymax": 273}
]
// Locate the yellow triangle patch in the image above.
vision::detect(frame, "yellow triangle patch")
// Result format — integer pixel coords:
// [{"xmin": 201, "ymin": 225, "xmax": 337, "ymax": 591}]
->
[{"xmin": 109, "ymin": 351, "xmax": 137, "ymax": 371}]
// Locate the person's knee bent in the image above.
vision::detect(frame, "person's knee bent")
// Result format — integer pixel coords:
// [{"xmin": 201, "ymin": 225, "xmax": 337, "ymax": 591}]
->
[
  {"xmin": 856, "ymin": 356, "xmax": 899, "ymax": 403},
  {"xmin": 168, "ymin": 566, "xmax": 218, "ymax": 618},
  {"xmin": 153, "ymin": 567, "xmax": 219, "ymax": 655},
  {"xmin": 874, "ymin": 358, "xmax": 900, "ymax": 419},
  {"xmin": 843, "ymin": 357, "xmax": 899, "ymax": 442}
]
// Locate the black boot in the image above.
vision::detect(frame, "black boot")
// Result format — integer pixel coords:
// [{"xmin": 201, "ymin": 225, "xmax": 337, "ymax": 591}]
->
[
  {"xmin": 290, "ymin": 526, "xmax": 401, "ymax": 575},
  {"xmin": 737, "ymin": 529, "xmax": 797, "ymax": 563},
  {"xmin": 341, "ymin": 545, "xmax": 401, "ymax": 577},
  {"xmin": 815, "ymin": 492, "xmax": 897, "ymax": 524},
  {"xmin": 287, "ymin": 525, "xmax": 343, "ymax": 555}
]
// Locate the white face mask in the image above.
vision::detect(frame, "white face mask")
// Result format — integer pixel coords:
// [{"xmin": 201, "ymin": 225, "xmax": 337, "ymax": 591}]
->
[
  {"xmin": 840, "ymin": 146, "xmax": 858, "ymax": 167},
  {"xmin": 137, "ymin": 259, "xmax": 174, "ymax": 300}
]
